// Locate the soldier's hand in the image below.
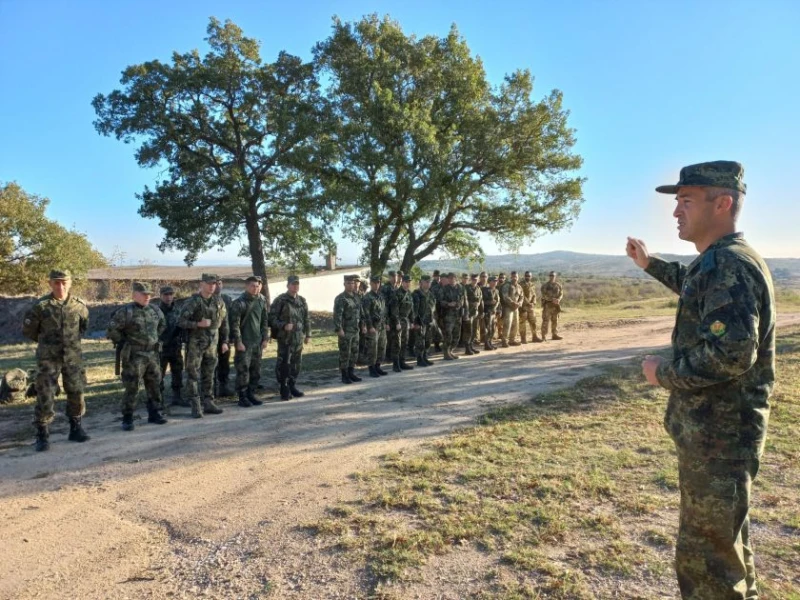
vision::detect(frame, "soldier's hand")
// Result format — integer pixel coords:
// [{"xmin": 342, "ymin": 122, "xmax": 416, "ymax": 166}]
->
[
  {"xmin": 385, "ymin": 325, "xmax": 390, "ymax": 331},
  {"xmin": 368, "ymin": 327, "xmax": 376, "ymax": 334},
  {"xmin": 396, "ymin": 324, "xmax": 401, "ymax": 331},
  {"xmin": 626, "ymin": 237, "xmax": 651, "ymax": 269},
  {"xmin": 361, "ymin": 327, "xmax": 367, "ymax": 334},
  {"xmin": 284, "ymin": 323, "xmax": 294, "ymax": 331},
  {"xmin": 553, "ymin": 299, "xmax": 560, "ymax": 305},
  {"xmin": 221, "ymin": 343, "xmax": 229, "ymax": 354},
  {"xmin": 197, "ymin": 318, "xmax": 212, "ymax": 328},
  {"xmin": 236, "ymin": 341, "xmax": 246, "ymax": 352},
  {"xmin": 642, "ymin": 355, "xmax": 663, "ymax": 386},
  {"xmin": 338, "ymin": 328, "xmax": 346, "ymax": 338}
]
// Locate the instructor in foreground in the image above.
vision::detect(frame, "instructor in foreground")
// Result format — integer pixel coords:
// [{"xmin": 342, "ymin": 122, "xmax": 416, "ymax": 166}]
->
[{"xmin": 627, "ymin": 160, "xmax": 775, "ymax": 599}]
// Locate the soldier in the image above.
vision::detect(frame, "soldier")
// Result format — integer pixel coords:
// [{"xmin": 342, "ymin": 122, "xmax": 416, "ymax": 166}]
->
[
  {"xmin": 500, "ymin": 271, "xmax": 523, "ymax": 347},
  {"xmin": 334, "ymin": 275, "xmax": 366, "ymax": 384},
  {"xmin": 412, "ymin": 275, "xmax": 436, "ymax": 367},
  {"xmin": 540, "ymin": 271, "xmax": 564, "ymax": 341},
  {"xmin": 214, "ymin": 278, "xmax": 234, "ymax": 397},
  {"xmin": 627, "ymin": 160, "xmax": 774, "ymax": 599},
  {"xmin": 496, "ymin": 272, "xmax": 507, "ymax": 340},
  {"xmin": 362, "ymin": 275, "xmax": 389, "ymax": 377},
  {"xmin": 23, "ymin": 269, "xmax": 90, "ymax": 451},
  {"xmin": 395, "ymin": 275, "xmax": 416, "ymax": 371},
  {"xmin": 157, "ymin": 285, "xmax": 186, "ymax": 407},
  {"xmin": 178, "ymin": 273, "xmax": 229, "ymax": 418},
  {"xmin": 269, "ymin": 275, "xmax": 311, "ymax": 400},
  {"xmin": 356, "ymin": 277, "xmax": 369, "ymax": 365},
  {"xmin": 482, "ymin": 276, "xmax": 501, "ymax": 350},
  {"xmin": 429, "ymin": 270, "xmax": 443, "ymax": 353},
  {"xmin": 107, "ymin": 282, "xmax": 167, "ymax": 430},
  {"xmin": 438, "ymin": 273, "xmax": 463, "ymax": 360},
  {"xmin": 519, "ymin": 271, "xmax": 543, "ymax": 343},
  {"xmin": 476, "ymin": 272, "xmax": 488, "ymax": 346},
  {"xmin": 382, "ymin": 271, "xmax": 403, "ymax": 369},
  {"xmin": 229, "ymin": 276, "xmax": 269, "ymax": 407},
  {"xmin": 464, "ymin": 274, "xmax": 483, "ymax": 355},
  {"xmin": 457, "ymin": 273, "xmax": 470, "ymax": 349}
]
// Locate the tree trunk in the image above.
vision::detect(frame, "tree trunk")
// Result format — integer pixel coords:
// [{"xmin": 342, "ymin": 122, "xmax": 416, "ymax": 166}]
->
[{"xmin": 245, "ymin": 209, "xmax": 270, "ymax": 306}]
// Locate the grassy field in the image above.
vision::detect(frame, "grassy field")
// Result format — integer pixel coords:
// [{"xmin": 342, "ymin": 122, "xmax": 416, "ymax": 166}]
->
[{"xmin": 306, "ymin": 325, "xmax": 800, "ymax": 599}]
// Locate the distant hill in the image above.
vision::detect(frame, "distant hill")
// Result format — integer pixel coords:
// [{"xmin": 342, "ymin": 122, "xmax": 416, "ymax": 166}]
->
[{"xmin": 417, "ymin": 251, "xmax": 800, "ymax": 282}]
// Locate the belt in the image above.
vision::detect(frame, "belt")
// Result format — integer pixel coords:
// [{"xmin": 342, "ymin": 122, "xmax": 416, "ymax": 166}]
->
[{"xmin": 128, "ymin": 342, "xmax": 159, "ymax": 352}]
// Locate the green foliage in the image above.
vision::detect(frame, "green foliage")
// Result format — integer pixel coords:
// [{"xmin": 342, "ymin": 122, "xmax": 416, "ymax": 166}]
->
[
  {"xmin": 92, "ymin": 17, "xmax": 335, "ymax": 296},
  {"xmin": 0, "ymin": 182, "xmax": 107, "ymax": 294},
  {"xmin": 314, "ymin": 15, "xmax": 584, "ymax": 273}
]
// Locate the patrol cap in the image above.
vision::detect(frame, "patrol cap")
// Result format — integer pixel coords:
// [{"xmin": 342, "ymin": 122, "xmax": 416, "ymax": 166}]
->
[
  {"xmin": 370, "ymin": 275, "xmax": 382, "ymax": 283},
  {"xmin": 49, "ymin": 269, "xmax": 71, "ymax": 280},
  {"xmin": 655, "ymin": 160, "xmax": 746, "ymax": 195},
  {"xmin": 245, "ymin": 276, "xmax": 262, "ymax": 283},
  {"xmin": 420, "ymin": 274, "xmax": 431, "ymax": 282},
  {"xmin": 488, "ymin": 276, "xmax": 497, "ymax": 282},
  {"xmin": 201, "ymin": 273, "xmax": 218, "ymax": 283},
  {"xmin": 432, "ymin": 270, "xmax": 441, "ymax": 276},
  {"xmin": 287, "ymin": 275, "xmax": 300, "ymax": 284},
  {"xmin": 387, "ymin": 270, "xmax": 396, "ymax": 277},
  {"xmin": 470, "ymin": 273, "xmax": 478, "ymax": 279},
  {"xmin": 343, "ymin": 274, "xmax": 359, "ymax": 283},
  {"xmin": 159, "ymin": 285, "xmax": 175, "ymax": 295},
  {"xmin": 132, "ymin": 281, "xmax": 154, "ymax": 294},
  {"xmin": 402, "ymin": 275, "xmax": 411, "ymax": 282}
]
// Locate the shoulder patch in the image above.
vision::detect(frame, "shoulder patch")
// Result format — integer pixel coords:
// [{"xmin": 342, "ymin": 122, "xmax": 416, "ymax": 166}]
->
[{"xmin": 709, "ymin": 320, "xmax": 727, "ymax": 337}]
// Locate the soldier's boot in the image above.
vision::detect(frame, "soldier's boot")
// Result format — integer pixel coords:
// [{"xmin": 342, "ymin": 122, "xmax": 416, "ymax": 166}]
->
[
  {"xmin": 392, "ymin": 358, "xmax": 402, "ymax": 373},
  {"xmin": 218, "ymin": 381, "xmax": 235, "ymax": 398},
  {"xmin": 465, "ymin": 345, "xmax": 475, "ymax": 356},
  {"xmin": 341, "ymin": 369, "xmax": 353, "ymax": 384},
  {"xmin": 521, "ymin": 332, "xmax": 528, "ymax": 344},
  {"xmin": 191, "ymin": 398, "xmax": 203, "ymax": 418},
  {"xmin": 68, "ymin": 417, "xmax": 91, "ymax": 442},
  {"xmin": 470, "ymin": 343, "xmax": 481, "ymax": 354},
  {"xmin": 347, "ymin": 367, "xmax": 363, "ymax": 383},
  {"xmin": 423, "ymin": 351, "xmax": 435, "ymax": 366},
  {"xmin": 238, "ymin": 389, "xmax": 253, "ymax": 407},
  {"xmin": 434, "ymin": 344, "xmax": 442, "ymax": 353},
  {"xmin": 443, "ymin": 345, "xmax": 454, "ymax": 360},
  {"xmin": 279, "ymin": 382, "xmax": 291, "ymax": 400},
  {"xmin": 532, "ymin": 334, "xmax": 544, "ymax": 343},
  {"xmin": 203, "ymin": 399, "xmax": 224, "ymax": 415},
  {"xmin": 121, "ymin": 413, "xmax": 135, "ymax": 431},
  {"xmin": 552, "ymin": 334, "xmax": 563, "ymax": 341},
  {"xmin": 35, "ymin": 425, "xmax": 50, "ymax": 452},
  {"xmin": 368, "ymin": 365, "xmax": 380, "ymax": 378},
  {"xmin": 484, "ymin": 341, "xmax": 493, "ymax": 351},
  {"xmin": 246, "ymin": 389, "xmax": 263, "ymax": 406},
  {"xmin": 416, "ymin": 354, "xmax": 428, "ymax": 367},
  {"xmin": 399, "ymin": 358, "xmax": 414, "ymax": 370},
  {"xmin": 500, "ymin": 340, "xmax": 510, "ymax": 348},
  {"xmin": 147, "ymin": 409, "xmax": 168, "ymax": 425},
  {"xmin": 171, "ymin": 389, "xmax": 190, "ymax": 407},
  {"xmin": 288, "ymin": 379, "xmax": 305, "ymax": 398},
  {"xmin": 375, "ymin": 363, "xmax": 388, "ymax": 376}
]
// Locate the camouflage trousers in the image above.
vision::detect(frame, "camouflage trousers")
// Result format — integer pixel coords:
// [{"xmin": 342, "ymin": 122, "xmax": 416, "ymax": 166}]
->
[
  {"xmin": 501, "ymin": 308, "xmax": 519, "ymax": 343},
  {"xmin": 415, "ymin": 324, "xmax": 433, "ymax": 355},
  {"xmin": 275, "ymin": 340, "xmax": 303, "ymax": 384},
  {"xmin": 399, "ymin": 319, "xmax": 412, "ymax": 358},
  {"xmin": 185, "ymin": 338, "xmax": 218, "ymax": 403},
  {"xmin": 33, "ymin": 350, "xmax": 85, "ymax": 426},
  {"xmin": 365, "ymin": 328, "xmax": 388, "ymax": 365},
  {"xmin": 468, "ymin": 314, "xmax": 480, "ymax": 346},
  {"xmin": 483, "ymin": 313, "xmax": 497, "ymax": 346},
  {"xmin": 496, "ymin": 313, "xmax": 504, "ymax": 341},
  {"xmin": 386, "ymin": 323, "xmax": 401, "ymax": 361},
  {"xmin": 459, "ymin": 319, "xmax": 471, "ymax": 347},
  {"xmin": 234, "ymin": 344, "xmax": 262, "ymax": 392},
  {"xmin": 441, "ymin": 314, "xmax": 461, "ymax": 354},
  {"xmin": 160, "ymin": 347, "xmax": 183, "ymax": 392},
  {"xmin": 121, "ymin": 349, "xmax": 163, "ymax": 414},
  {"xmin": 338, "ymin": 330, "xmax": 359, "ymax": 370},
  {"xmin": 675, "ymin": 450, "xmax": 760, "ymax": 600},
  {"xmin": 541, "ymin": 303, "xmax": 560, "ymax": 337},
  {"xmin": 217, "ymin": 338, "xmax": 231, "ymax": 385},
  {"xmin": 431, "ymin": 319, "xmax": 443, "ymax": 345},
  {"xmin": 518, "ymin": 309, "xmax": 537, "ymax": 341}
]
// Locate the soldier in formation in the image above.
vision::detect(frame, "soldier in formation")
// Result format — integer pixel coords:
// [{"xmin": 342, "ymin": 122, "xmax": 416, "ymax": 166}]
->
[
  {"xmin": 177, "ymin": 273, "xmax": 229, "ymax": 418},
  {"xmin": 464, "ymin": 274, "xmax": 483, "ymax": 355},
  {"xmin": 214, "ymin": 278, "xmax": 234, "ymax": 396},
  {"xmin": 481, "ymin": 275, "xmax": 501, "ymax": 350},
  {"xmin": 269, "ymin": 275, "xmax": 311, "ymax": 401},
  {"xmin": 519, "ymin": 271, "xmax": 543, "ymax": 343},
  {"xmin": 362, "ymin": 275, "xmax": 389, "ymax": 377},
  {"xmin": 395, "ymin": 274, "xmax": 416, "ymax": 371},
  {"xmin": 23, "ymin": 269, "xmax": 91, "ymax": 451},
  {"xmin": 500, "ymin": 271, "xmax": 523, "ymax": 347},
  {"xmin": 429, "ymin": 270, "xmax": 443, "ymax": 353},
  {"xmin": 229, "ymin": 276, "xmax": 268, "ymax": 407},
  {"xmin": 156, "ymin": 285, "xmax": 186, "ymax": 407},
  {"xmin": 438, "ymin": 273, "xmax": 463, "ymax": 360},
  {"xmin": 382, "ymin": 271, "xmax": 403, "ymax": 371},
  {"xmin": 333, "ymin": 274, "xmax": 365, "ymax": 384},
  {"xmin": 107, "ymin": 282, "xmax": 168, "ymax": 430},
  {"xmin": 411, "ymin": 275, "xmax": 436, "ymax": 366},
  {"xmin": 540, "ymin": 271, "xmax": 564, "ymax": 341},
  {"xmin": 495, "ymin": 272, "xmax": 506, "ymax": 340}
]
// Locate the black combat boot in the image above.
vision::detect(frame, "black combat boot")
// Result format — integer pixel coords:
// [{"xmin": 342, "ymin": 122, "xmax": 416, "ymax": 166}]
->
[
  {"xmin": 148, "ymin": 409, "xmax": 168, "ymax": 424},
  {"xmin": 392, "ymin": 358, "xmax": 402, "ymax": 373},
  {"xmin": 279, "ymin": 382, "xmax": 291, "ymax": 400},
  {"xmin": 288, "ymin": 379, "xmax": 305, "ymax": 397},
  {"xmin": 368, "ymin": 365, "xmax": 380, "ymax": 378},
  {"xmin": 35, "ymin": 425, "xmax": 50, "ymax": 452},
  {"xmin": 246, "ymin": 389, "xmax": 263, "ymax": 405},
  {"xmin": 122, "ymin": 413, "xmax": 135, "ymax": 431},
  {"xmin": 68, "ymin": 416, "xmax": 91, "ymax": 442},
  {"xmin": 375, "ymin": 363, "xmax": 388, "ymax": 376},
  {"xmin": 341, "ymin": 369, "xmax": 353, "ymax": 384},
  {"xmin": 203, "ymin": 399, "xmax": 224, "ymax": 415},
  {"xmin": 465, "ymin": 344, "xmax": 475, "ymax": 355},
  {"xmin": 434, "ymin": 343, "xmax": 442, "ymax": 353},
  {"xmin": 423, "ymin": 351, "xmax": 434, "ymax": 366},
  {"xmin": 238, "ymin": 389, "xmax": 253, "ymax": 407},
  {"xmin": 399, "ymin": 358, "xmax": 414, "ymax": 370},
  {"xmin": 347, "ymin": 367, "xmax": 363, "ymax": 382},
  {"xmin": 484, "ymin": 341, "xmax": 493, "ymax": 351},
  {"xmin": 416, "ymin": 354, "xmax": 427, "ymax": 367},
  {"xmin": 470, "ymin": 343, "xmax": 481, "ymax": 354}
]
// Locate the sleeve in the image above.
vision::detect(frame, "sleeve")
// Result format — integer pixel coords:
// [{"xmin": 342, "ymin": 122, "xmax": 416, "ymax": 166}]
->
[
  {"xmin": 645, "ymin": 256, "xmax": 687, "ymax": 295},
  {"xmin": 271, "ymin": 298, "xmax": 288, "ymax": 329},
  {"xmin": 501, "ymin": 284, "xmax": 516, "ymax": 309},
  {"xmin": 229, "ymin": 300, "xmax": 242, "ymax": 343},
  {"xmin": 177, "ymin": 298, "xmax": 198, "ymax": 330},
  {"xmin": 79, "ymin": 301, "xmax": 89, "ymax": 335},
  {"xmin": 22, "ymin": 303, "xmax": 42, "ymax": 342},
  {"xmin": 260, "ymin": 299, "xmax": 269, "ymax": 342},
  {"xmin": 155, "ymin": 307, "xmax": 166, "ymax": 338},
  {"xmin": 106, "ymin": 307, "xmax": 125, "ymax": 344},
  {"xmin": 333, "ymin": 296, "xmax": 343, "ymax": 331},
  {"xmin": 303, "ymin": 301, "xmax": 311, "ymax": 337},
  {"xmin": 656, "ymin": 261, "xmax": 761, "ymax": 391},
  {"xmin": 218, "ymin": 301, "xmax": 229, "ymax": 344}
]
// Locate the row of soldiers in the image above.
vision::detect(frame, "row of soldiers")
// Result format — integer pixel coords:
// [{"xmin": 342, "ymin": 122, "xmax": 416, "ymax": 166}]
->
[{"xmin": 332, "ymin": 269, "xmax": 565, "ymax": 383}]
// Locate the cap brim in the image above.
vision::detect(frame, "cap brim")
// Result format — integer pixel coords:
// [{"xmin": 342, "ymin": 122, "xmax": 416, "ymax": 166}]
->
[{"xmin": 655, "ymin": 185, "xmax": 680, "ymax": 194}]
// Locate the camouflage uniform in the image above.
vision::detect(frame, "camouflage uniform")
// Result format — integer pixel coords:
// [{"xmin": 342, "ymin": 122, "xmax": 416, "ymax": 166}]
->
[
  {"xmin": 362, "ymin": 290, "xmax": 388, "ymax": 365},
  {"xmin": 23, "ymin": 291, "xmax": 89, "ymax": 426},
  {"xmin": 482, "ymin": 283, "xmax": 500, "ymax": 349},
  {"xmin": 412, "ymin": 285, "xmax": 436, "ymax": 361},
  {"xmin": 396, "ymin": 283, "xmax": 416, "ymax": 367},
  {"xmin": 333, "ymin": 286, "xmax": 364, "ymax": 371},
  {"xmin": 647, "ymin": 233, "xmax": 775, "ymax": 600},
  {"xmin": 540, "ymin": 280, "xmax": 564, "ymax": 339},
  {"xmin": 438, "ymin": 283, "xmax": 463, "ymax": 359},
  {"xmin": 178, "ymin": 289, "xmax": 229, "ymax": 415},
  {"xmin": 465, "ymin": 281, "xmax": 483, "ymax": 353},
  {"xmin": 229, "ymin": 291, "xmax": 269, "ymax": 395},
  {"xmin": 383, "ymin": 282, "xmax": 401, "ymax": 362},
  {"xmin": 157, "ymin": 298, "xmax": 183, "ymax": 398},
  {"xmin": 269, "ymin": 291, "xmax": 310, "ymax": 389},
  {"xmin": 107, "ymin": 300, "xmax": 166, "ymax": 416},
  {"xmin": 429, "ymin": 278, "xmax": 443, "ymax": 348},
  {"xmin": 215, "ymin": 290, "xmax": 233, "ymax": 394},
  {"xmin": 500, "ymin": 280, "xmax": 522, "ymax": 345},
  {"xmin": 518, "ymin": 279, "xmax": 540, "ymax": 342}
]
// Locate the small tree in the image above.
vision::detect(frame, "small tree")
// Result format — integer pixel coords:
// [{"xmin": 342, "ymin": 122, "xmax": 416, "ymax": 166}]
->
[
  {"xmin": 92, "ymin": 18, "xmax": 334, "ymax": 303},
  {"xmin": 0, "ymin": 182, "xmax": 107, "ymax": 294}
]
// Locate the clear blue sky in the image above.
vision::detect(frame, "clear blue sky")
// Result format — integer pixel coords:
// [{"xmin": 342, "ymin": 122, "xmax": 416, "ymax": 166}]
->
[{"xmin": 2, "ymin": 0, "xmax": 798, "ymax": 265}]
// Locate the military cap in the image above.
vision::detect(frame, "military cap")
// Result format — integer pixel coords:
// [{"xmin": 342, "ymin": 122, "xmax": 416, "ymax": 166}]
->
[
  {"xmin": 461, "ymin": 272, "xmax": 469, "ymax": 278},
  {"xmin": 245, "ymin": 275, "xmax": 262, "ymax": 283},
  {"xmin": 343, "ymin": 274, "xmax": 358, "ymax": 283},
  {"xmin": 656, "ymin": 160, "xmax": 746, "ymax": 195},
  {"xmin": 159, "ymin": 285, "xmax": 175, "ymax": 295},
  {"xmin": 287, "ymin": 275, "xmax": 300, "ymax": 284},
  {"xmin": 420, "ymin": 274, "xmax": 431, "ymax": 281},
  {"xmin": 432, "ymin": 269, "xmax": 441, "ymax": 276},
  {"xmin": 49, "ymin": 269, "xmax": 71, "ymax": 280},
  {"xmin": 470, "ymin": 273, "xmax": 478, "ymax": 279},
  {"xmin": 201, "ymin": 273, "xmax": 218, "ymax": 283},
  {"xmin": 549, "ymin": 271, "xmax": 557, "ymax": 276},
  {"xmin": 498, "ymin": 272, "xmax": 506, "ymax": 278},
  {"xmin": 132, "ymin": 281, "xmax": 154, "ymax": 294},
  {"xmin": 402, "ymin": 275, "xmax": 411, "ymax": 282},
  {"xmin": 488, "ymin": 275, "xmax": 497, "ymax": 282},
  {"xmin": 370, "ymin": 275, "xmax": 381, "ymax": 283},
  {"xmin": 387, "ymin": 270, "xmax": 396, "ymax": 277},
  {"xmin": 397, "ymin": 270, "xmax": 404, "ymax": 277}
]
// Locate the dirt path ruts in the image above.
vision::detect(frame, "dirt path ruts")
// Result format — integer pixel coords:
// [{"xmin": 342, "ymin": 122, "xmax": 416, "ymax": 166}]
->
[{"xmin": 1, "ymin": 315, "xmax": 798, "ymax": 600}]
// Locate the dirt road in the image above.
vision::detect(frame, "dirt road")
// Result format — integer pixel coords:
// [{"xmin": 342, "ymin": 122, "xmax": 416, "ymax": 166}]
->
[{"xmin": 2, "ymin": 315, "xmax": 797, "ymax": 599}]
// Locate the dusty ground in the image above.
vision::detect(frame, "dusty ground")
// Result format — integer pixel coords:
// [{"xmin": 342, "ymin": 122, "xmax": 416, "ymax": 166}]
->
[{"xmin": 2, "ymin": 315, "xmax": 798, "ymax": 600}]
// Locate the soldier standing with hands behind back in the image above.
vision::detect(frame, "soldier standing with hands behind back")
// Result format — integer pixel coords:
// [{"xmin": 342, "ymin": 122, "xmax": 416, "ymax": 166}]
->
[
  {"xmin": 269, "ymin": 276, "xmax": 311, "ymax": 401},
  {"xmin": 333, "ymin": 274, "xmax": 366, "ymax": 384},
  {"xmin": 540, "ymin": 271, "xmax": 564, "ymax": 341},
  {"xmin": 157, "ymin": 286, "xmax": 186, "ymax": 408},
  {"xmin": 627, "ymin": 160, "xmax": 774, "ymax": 599},
  {"xmin": 229, "ymin": 276, "xmax": 268, "ymax": 407}
]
